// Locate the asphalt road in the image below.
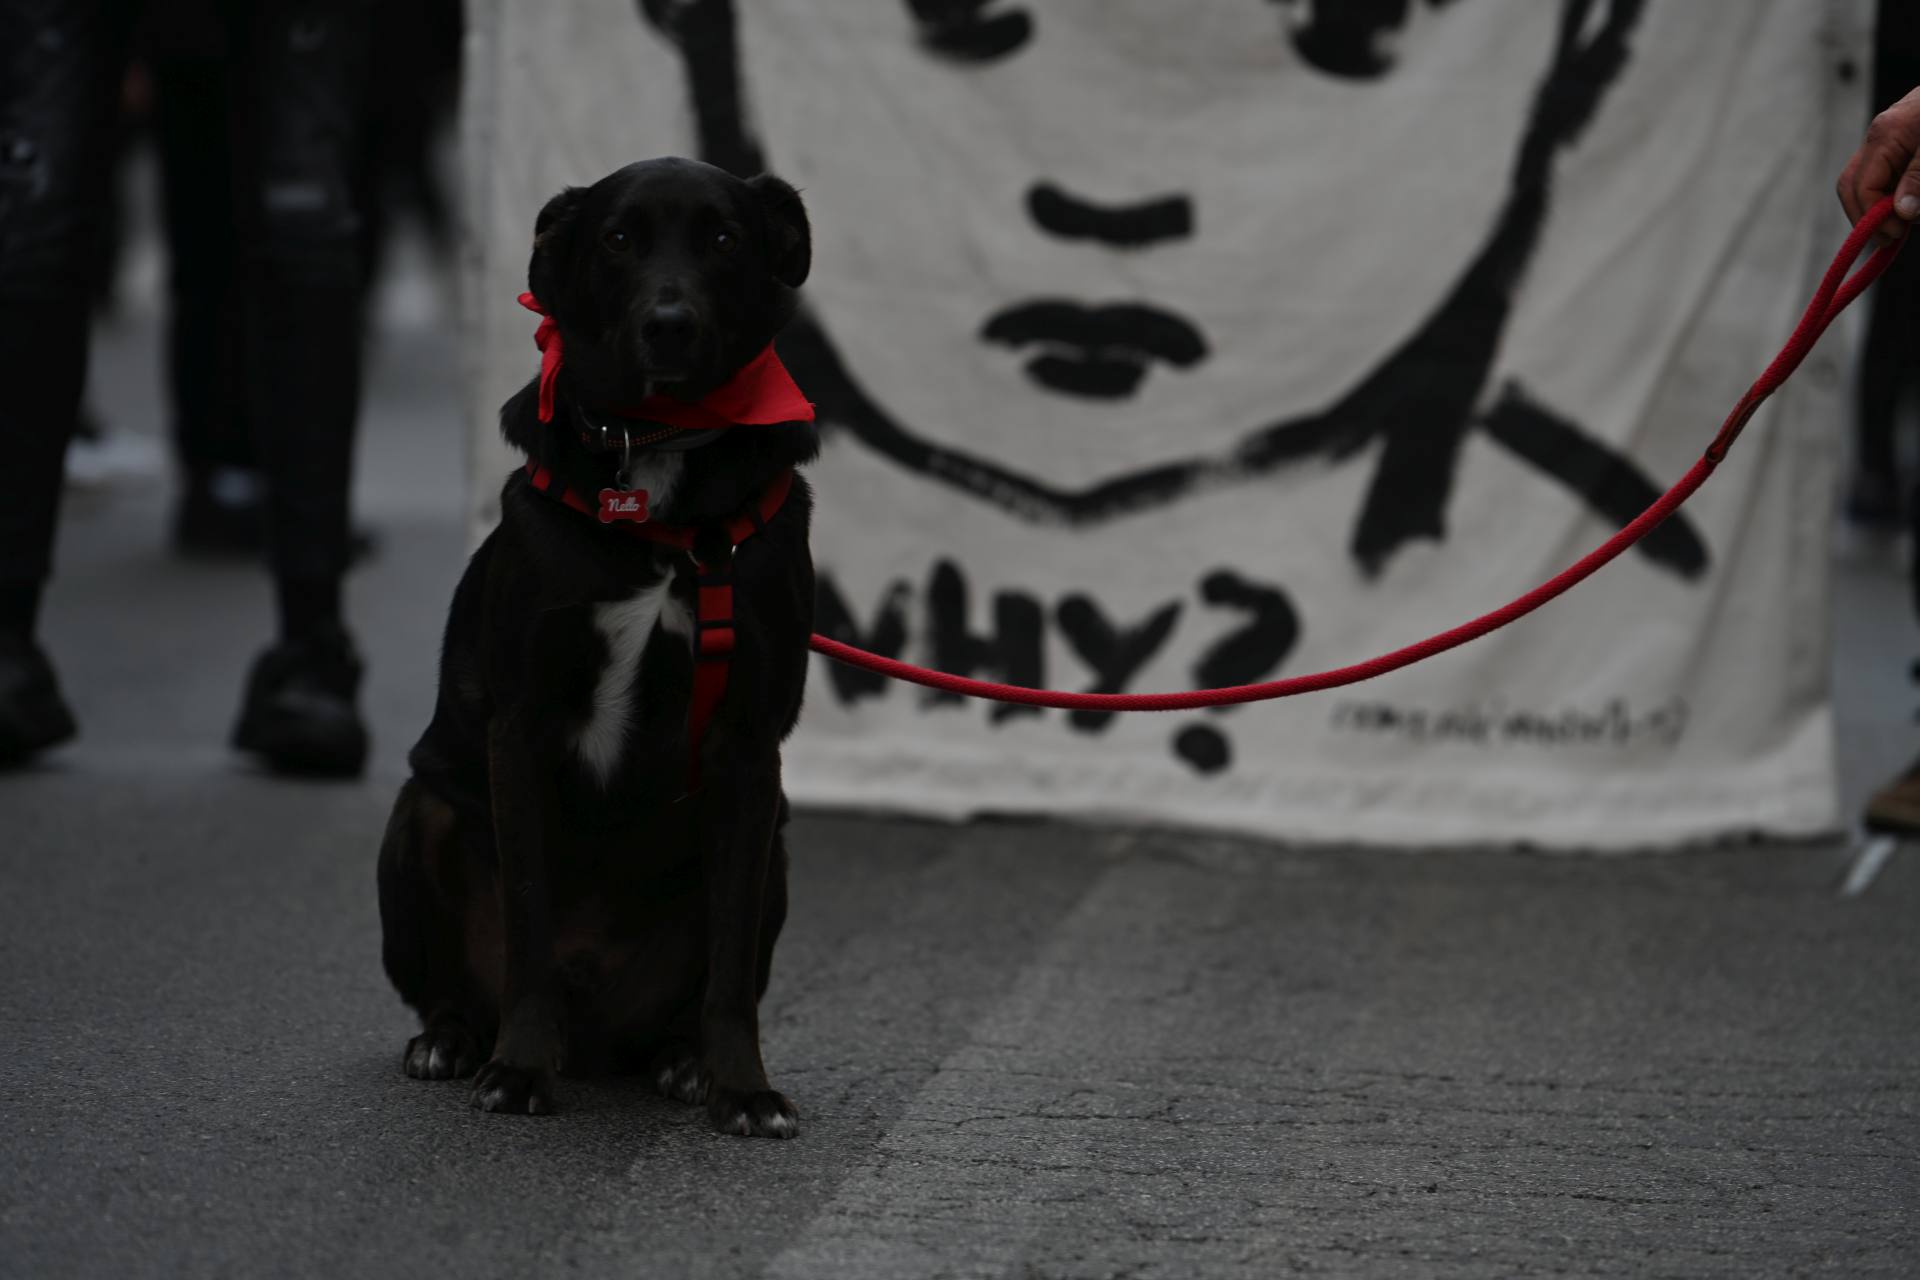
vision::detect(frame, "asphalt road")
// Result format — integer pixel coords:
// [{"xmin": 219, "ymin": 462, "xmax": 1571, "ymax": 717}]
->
[{"xmin": 1, "ymin": 273, "xmax": 1915, "ymax": 1280}]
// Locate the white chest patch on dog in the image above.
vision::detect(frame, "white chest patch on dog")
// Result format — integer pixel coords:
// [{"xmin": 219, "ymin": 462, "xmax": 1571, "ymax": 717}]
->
[
  {"xmin": 571, "ymin": 446, "xmax": 694, "ymax": 787},
  {"xmin": 574, "ymin": 579, "xmax": 694, "ymax": 786}
]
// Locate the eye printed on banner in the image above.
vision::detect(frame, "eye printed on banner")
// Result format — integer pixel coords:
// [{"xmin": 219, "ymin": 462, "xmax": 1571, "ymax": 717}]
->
[
  {"xmin": 1272, "ymin": 0, "xmax": 1468, "ymax": 81},
  {"xmin": 904, "ymin": 0, "xmax": 1033, "ymax": 62}
]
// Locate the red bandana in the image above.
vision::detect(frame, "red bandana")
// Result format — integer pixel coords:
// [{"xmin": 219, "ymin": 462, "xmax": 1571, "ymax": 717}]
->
[{"xmin": 516, "ymin": 292, "xmax": 815, "ymax": 432}]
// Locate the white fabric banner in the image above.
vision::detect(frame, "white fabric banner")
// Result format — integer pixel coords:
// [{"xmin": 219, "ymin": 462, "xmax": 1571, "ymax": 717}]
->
[{"xmin": 465, "ymin": 0, "xmax": 1870, "ymax": 850}]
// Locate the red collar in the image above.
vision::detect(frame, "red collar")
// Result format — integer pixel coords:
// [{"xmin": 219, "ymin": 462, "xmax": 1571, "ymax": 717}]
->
[
  {"xmin": 517, "ymin": 292, "xmax": 815, "ymax": 433},
  {"xmin": 521, "ymin": 460, "xmax": 794, "ymax": 553}
]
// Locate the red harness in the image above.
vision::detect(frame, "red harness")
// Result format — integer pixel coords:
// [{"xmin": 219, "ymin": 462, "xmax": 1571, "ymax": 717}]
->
[
  {"xmin": 514, "ymin": 293, "xmax": 813, "ymax": 791},
  {"xmin": 525, "ymin": 461, "xmax": 795, "ymax": 791}
]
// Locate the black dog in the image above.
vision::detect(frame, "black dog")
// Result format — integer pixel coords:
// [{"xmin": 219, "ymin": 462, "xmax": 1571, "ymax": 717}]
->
[{"xmin": 377, "ymin": 157, "xmax": 817, "ymax": 1137}]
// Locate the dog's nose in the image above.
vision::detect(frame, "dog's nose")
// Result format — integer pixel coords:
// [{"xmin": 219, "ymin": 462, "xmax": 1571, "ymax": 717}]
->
[{"xmin": 642, "ymin": 303, "xmax": 696, "ymax": 356}]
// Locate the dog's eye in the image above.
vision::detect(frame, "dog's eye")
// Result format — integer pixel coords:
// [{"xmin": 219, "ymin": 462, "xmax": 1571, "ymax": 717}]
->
[
  {"xmin": 602, "ymin": 229, "xmax": 631, "ymax": 253},
  {"xmin": 713, "ymin": 229, "xmax": 738, "ymax": 255}
]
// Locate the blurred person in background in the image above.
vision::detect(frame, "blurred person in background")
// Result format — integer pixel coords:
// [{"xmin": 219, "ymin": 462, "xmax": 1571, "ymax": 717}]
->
[
  {"xmin": 0, "ymin": 0, "xmax": 385, "ymax": 776},
  {"xmin": 150, "ymin": 0, "xmax": 460, "ymax": 555},
  {"xmin": 1839, "ymin": 20, "xmax": 1920, "ymax": 831},
  {"xmin": 1848, "ymin": 0, "xmax": 1920, "ymax": 535},
  {"xmin": 145, "ymin": 2, "xmax": 271, "ymax": 555}
]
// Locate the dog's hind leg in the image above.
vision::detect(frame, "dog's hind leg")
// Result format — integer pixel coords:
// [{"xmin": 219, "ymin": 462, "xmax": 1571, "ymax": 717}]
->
[{"xmin": 378, "ymin": 779, "xmax": 495, "ymax": 1080}]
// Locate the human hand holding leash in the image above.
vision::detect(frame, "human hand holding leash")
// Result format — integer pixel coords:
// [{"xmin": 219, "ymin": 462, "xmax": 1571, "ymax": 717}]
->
[{"xmin": 1840, "ymin": 84, "xmax": 1920, "ymax": 237}]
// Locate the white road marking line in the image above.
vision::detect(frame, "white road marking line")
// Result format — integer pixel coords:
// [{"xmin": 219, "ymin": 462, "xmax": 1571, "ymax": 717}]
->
[{"xmin": 1840, "ymin": 835, "xmax": 1898, "ymax": 899}]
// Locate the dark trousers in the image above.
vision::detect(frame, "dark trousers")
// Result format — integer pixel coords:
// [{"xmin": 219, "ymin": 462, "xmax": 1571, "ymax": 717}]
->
[
  {"xmin": 1863, "ymin": 1, "xmax": 1920, "ymax": 611},
  {"xmin": 0, "ymin": 0, "xmax": 372, "ymax": 595},
  {"xmin": 151, "ymin": 23, "xmax": 253, "ymax": 475}
]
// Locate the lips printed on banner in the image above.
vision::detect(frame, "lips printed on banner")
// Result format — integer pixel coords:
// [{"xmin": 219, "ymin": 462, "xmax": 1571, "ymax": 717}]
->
[{"xmin": 981, "ymin": 300, "xmax": 1210, "ymax": 400}]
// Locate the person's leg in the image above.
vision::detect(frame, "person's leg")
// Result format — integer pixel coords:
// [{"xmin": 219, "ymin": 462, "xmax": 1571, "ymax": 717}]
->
[
  {"xmin": 148, "ymin": 9, "xmax": 266, "ymax": 554},
  {"xmin": 1904, "ymin": 257, "xmax": 1920, "ymax": 625},
  {"xmin": 1852, "ymin": 262, "xmax": 1907, "ymax": 528},
  {"xmin": 223, "ymin": 0, "xmax": 375, "ymax": 776},
  {"xmin": 1862, "ymin": 15, "xmax": 1920, "ymax": 828},
  {"xmin": 1883, "ymin": 43, "xmax": 1920, "ymax": 614},
  {"xmin": 0, "ymin": 0, "xmax": 134, "ymax": 762},
  {"xmin": 1857, "ymin": 13, "xmax": 1920, "ymax": 531},
  {"xmin": 361, "ymin": 0, "xmax": 462, "ymax": 284}
]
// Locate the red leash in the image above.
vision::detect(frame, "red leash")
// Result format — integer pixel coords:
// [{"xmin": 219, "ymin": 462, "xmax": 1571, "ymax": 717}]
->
[{"xmin": 809, "ymin": 197, "xmax": 1906, "ymax": 711}]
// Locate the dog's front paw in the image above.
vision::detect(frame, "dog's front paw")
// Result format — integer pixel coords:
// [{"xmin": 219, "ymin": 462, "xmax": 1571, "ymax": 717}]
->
[
  {"xmin": 402, "ymin": 1024, "xmax": 482, "ymax": 1080},
  {"xmin": 470, "ymin": 1059, "xmax": 554, "ymax": 1116},
  {"xmin": 708, "ymin": 1087, "xmax": 799, "ymax": 1139},
  {"xmin": 649, "ymin": 1043, "xmax": 710, "ymax": 1105}
]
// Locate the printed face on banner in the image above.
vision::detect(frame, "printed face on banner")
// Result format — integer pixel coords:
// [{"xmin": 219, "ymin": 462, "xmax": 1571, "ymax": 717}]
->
[
  {"xmin": 633, "ymin": 0, "xmax": 1702, "ymax": 775},
  {"xmin": 637, "ymin": 0, "xmax": 1691, "ymax": 570}
]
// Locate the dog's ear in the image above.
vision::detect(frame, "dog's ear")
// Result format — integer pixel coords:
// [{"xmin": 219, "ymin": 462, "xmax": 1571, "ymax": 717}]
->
[
  {"xmin": 528, "ymin": 185, "xmax": 587, "ymax": 306},
  {"xmin": 748, "ymin": 173, "xmax": 810, "ymax": 289}
]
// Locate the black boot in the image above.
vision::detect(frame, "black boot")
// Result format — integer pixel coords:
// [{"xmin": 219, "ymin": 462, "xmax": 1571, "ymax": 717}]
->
[
  {"xmin": 0, "ymin": 634, "xmax": 79, "ymax": 765},
  {"xmin": 231, "ymin": 623, "xmax": 369, "ymax": 778}
]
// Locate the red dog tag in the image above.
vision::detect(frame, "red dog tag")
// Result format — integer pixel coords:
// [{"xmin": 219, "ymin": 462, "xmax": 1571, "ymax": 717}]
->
[{"xmin": 597, "ymin": 488, "xmax": 649, "ymax": 524}]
